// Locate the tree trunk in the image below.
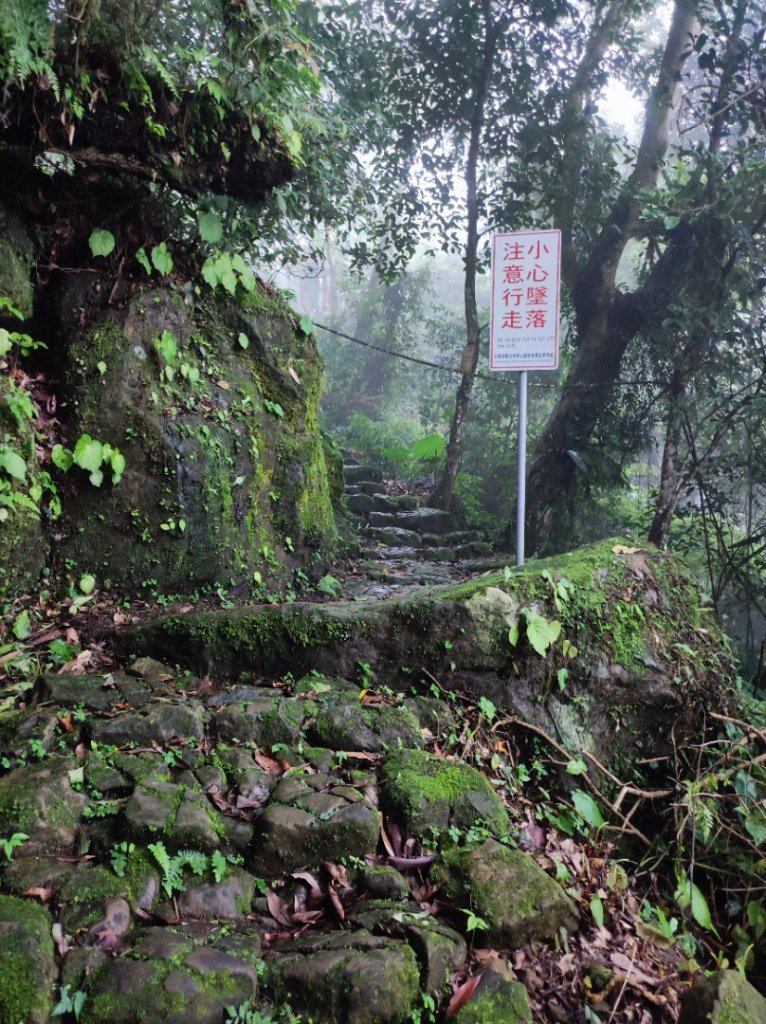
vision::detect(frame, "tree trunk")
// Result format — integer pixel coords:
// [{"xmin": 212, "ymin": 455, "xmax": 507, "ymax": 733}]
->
[
  {"xmin": 648, "ymin": 378, "xmax": 687, "ymax": 547},
  {"xmin": 429, "ymin": 0, "xmax": 497, "ymax": 510},
  {"xmin": 522, "ymin": 0, "xmax": 698, "ymax": 553}
]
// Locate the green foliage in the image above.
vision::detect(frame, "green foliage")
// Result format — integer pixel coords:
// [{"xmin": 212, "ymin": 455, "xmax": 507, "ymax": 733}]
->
[
  {"xmin": 52, "ymin": 435, "xmax": 125, "ymax": 487},
  {"xmin": 508, "ymin": 608, "xmax": 561, "ymax": 658},
  {"xmin": 147, "ymin": 841, "xmax": 228, "ymax": 897},
  {"xmin": 110, "ymin": 841, "xmax": 135, "ymax": 878},
  {"xmin": 570, "ymin": 791, "xmax": 605, "ymax": 831},
  {"xmin": 0, "ymin": 832, "xmax": 28, "ymax": 860},
  {"xmin": 53, "ymin": 985, "xmax": 87, "ymax": 1021},
  {"xmin": 0, "ymin": 0, "xmax": 58, "ymax": 93},
  {"xmin": 88, "ymin": 229, "xmax": 116, "ymax": 258},
  {"xmin": 316, "ymin": 574, "xmax": 341, "ymax": 597}
]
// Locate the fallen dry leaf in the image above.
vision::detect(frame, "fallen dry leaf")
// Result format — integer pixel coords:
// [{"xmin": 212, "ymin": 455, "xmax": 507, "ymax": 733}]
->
[
  {"xmin": 445, "ymin": 975, "xmax": 481, "ymax": 1019},
  {"xmin": 22, "ymin": 886, "xmax": 54, "ymax": 901},
  {"xmin": 266, "ymin": 891, "xmax": 293, "ymax": 928}
]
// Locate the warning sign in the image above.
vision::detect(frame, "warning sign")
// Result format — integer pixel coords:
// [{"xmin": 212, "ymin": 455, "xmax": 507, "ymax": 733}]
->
[{"xmin": 489, "ymin": 229, "xmax": 561, "ymax": 371}]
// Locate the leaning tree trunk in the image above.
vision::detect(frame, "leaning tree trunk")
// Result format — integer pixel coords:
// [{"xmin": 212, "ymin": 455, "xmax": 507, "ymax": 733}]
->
[{"xmin": 522, "ymin": 0, "xmax": 699, "ymax": 554}]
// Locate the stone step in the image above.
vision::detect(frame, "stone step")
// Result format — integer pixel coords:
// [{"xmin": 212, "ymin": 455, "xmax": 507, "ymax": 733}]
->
[
  {"xmin": 363, "ymin": 526, "xmax": 423, "ymax": 547},
  {"xmin": 346, "ymin": 493, "xmax": 376, "ymax": 514},
  {"xmin": 343, "ymin": 464, "xmax": 383, "ymax": 484},
  {"xmin": 351, "ymin": 480, "xmax": 386, "ymax": 496}
]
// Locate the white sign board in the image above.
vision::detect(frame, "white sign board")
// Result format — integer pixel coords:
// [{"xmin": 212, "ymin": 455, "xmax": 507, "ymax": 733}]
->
[{"xmin": 489, "ymin": 229, "xmax": 561, "ymax": 371}]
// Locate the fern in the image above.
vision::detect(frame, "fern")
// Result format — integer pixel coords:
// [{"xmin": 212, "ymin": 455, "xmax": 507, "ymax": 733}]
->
[
  {"xmin": 147, "ymin": 843, "xmax": 222, "ymax": 896},
  {"xmin": 0, "ymin": 0, "xmax": 58, "ymax": 93}
]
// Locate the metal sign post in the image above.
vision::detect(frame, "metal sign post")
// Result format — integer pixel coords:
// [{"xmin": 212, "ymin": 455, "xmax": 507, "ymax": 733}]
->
[
  {"xmin": 516, "ymin": 370, "xmax": 527, "ymax": 566},
  {"xmin": 489, "ymin": 229, "xmax": 561, "ymax": 567}
]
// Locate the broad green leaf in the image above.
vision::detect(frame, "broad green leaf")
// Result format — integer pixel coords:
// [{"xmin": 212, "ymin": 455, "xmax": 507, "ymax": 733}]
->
[
  {"xmin": 51, "ymin": 445, "xmax": 73, "ymax": 471},
  {"xmin": 72, "ymin": 435, "xmax": 103, "ymax": 474},
  {"xmin": 89, "ymin": 229, "xmax": 115, "ymax": 258},
  {"xmin": 508, "ymin": 622, "xmax": 520, "ymax": 647},
  {"xmin": 237, "ymin": 332, "xmax": 250, "ymax": 349},
  {"xmin": 590, "ymin": 894, "xmax": 604, "ymax": 928},
  {"xmin": 0, "ymin": 447, "xmax": 27, "ymax": 481},
  {"xmin": 12, "ymin": 609, "xmax": 30, "ymax": 639},
  {"xmin": 0, "ymin": 329, "xmax": 11, "ymax": 357},
  {"xmin": 525, "ymin": 611, "xmax": 561, "ymax": 657},
  {"xmin": 110, "ymin": 451, "xmax": 126, "ymax": 483},
  {"xmin": 674, "ymin": 874, "xmax": 719, "ymax": 935},
  {"xmin": 79, "ymin": 574, "xmax": 96, "ymax": 595},
  {"xmin": 220, "ymin": 268, "xmax": 238, "ymax": 294},
  {"xmin": 298, "ymin": 314, "xmax": 314, "ymax": 336},
  {"xmin": 155, "ymin": 330, "xmax": 178, "ymax": 366},
  {"xmin": 151, "ymin": 242, "xmax": 173, "ymax": 275},
  {"xmin": 197, "ymin": 210, "xmax": 223, "ymax": 244},
  {"xmin": 566, "ymin": 757, "xmax": 588, "ymax": 775},
  {"xmin": 572, "ymin": 790, "xmax": 606, "ymax": 829},
  {"xmin": 201, "ymin": 257, "xmax": 219, "ymax": 288},
  {"xmin": 410, "ymin": 433, "xmax": 445, "ymax": 460},
  {"xmin": 238, "ymin": 266, "xmax": 256, "ymax": 292}
]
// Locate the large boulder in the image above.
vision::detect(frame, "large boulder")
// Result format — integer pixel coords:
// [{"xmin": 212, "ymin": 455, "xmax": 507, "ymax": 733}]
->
[{"xmin": 52, "ymin": 279, "xmax": 336, "ymax": 595}]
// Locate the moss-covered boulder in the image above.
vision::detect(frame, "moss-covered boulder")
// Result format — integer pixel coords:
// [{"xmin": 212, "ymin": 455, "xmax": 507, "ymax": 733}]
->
[
  {"xmin": 453, "ymin": 970, "xmax": 532, "ymax": 1024},
  {"xmin": 120, "ymin": 541, "xmax": 734, "ymax": 779},
  {"xmin": 266, "ymin": 930, "xmax": 421, "ymax": 1024},
  {"xmin": 53, "ymin": 279, "xmax": 336, "ymax": 595},
  {"xmin": 380, "ymin": 749, "xmax": 510, "ymax": 839},
  {"xmin": 679, "ymin": 970, "xmax": 766, "ymax": 1024},
  {"xmin": 0, "ymin": 894, "xmax": 57, "ymax": 1024},
  {"xmin": 438, "ymin": 839, "xmax": 579, "ymax": 947},
  {"xmin": 0, "ymin": 757, "xmax": 88, "ymax": 855}
]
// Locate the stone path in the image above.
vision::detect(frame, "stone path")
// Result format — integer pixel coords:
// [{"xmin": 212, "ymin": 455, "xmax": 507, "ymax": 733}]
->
[
  {"xmin": 341, "ymin": 457, "xmax": 496, "ymax": 599},
  {"xmin": 0, "ymin": 658, "xmax": 576, "ymax": 1024}
]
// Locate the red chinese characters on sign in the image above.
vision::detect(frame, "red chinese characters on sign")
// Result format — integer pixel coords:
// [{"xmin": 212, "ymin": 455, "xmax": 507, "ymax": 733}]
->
[{"xmin": 490, "ymin": 230, "xmax": 561, "ymax": 371}]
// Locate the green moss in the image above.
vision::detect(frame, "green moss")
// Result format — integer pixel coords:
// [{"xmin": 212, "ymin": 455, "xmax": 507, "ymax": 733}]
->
[
  {"xmin": 0, "ymin": 894, "xmax": 55, "ymax": 1024},
  {"xmin": 381, "ymin": 749, "xmax": 509, "ymax": 838},
  {"xmin": 454, "ymin": 984, "xmax": 532, "ymax": 1024},
  {"xmin": 0, "ymin": 209, "xmax": 34, "ymax": 316}
]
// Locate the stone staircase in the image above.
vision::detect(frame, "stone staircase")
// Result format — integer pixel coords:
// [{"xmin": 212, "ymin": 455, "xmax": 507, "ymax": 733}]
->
[{"xmin": 342, "ymin": 456, "xmax": 493, "ymax": 597}]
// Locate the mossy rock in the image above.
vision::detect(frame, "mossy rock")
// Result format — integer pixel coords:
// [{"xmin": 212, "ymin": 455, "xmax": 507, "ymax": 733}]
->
[
  {"xmin": 81, "ymin": 944, "xmax": 258, "ymax": 1024},
  {"xmin": 438, "ymin": 839, "xmax": 579, "ymax": 947},
  {"xmin": 453, "ymin": 971, "xmax": 532, "ymax": 1024},
  {"xmin": 380, "ymin": 749, "xmax": 510, "ymax": 839},
  {"xmin": 54, "ymin": 279, "xmax": 336, "ymax": 596},
  {"xmin": 0, "ymin": 206, "xmax": 34, "ymax": 316},
  {"xmin": 121, "ymin": 541, "xmax": 736, "ymax": 781},
  {"xmin": 0, "ymin": 894, "xmax": 56, "ymax": 1024},
  {"xmin": 309, "ymin": 697, "xmax": 423, "ymax": 753},
  {"xmin": 267, "ymin": 930, "xmax": 420, "ymax": 1024},
  {"xmin": 0, "ymin": 758, "xmax": 88, "ymax": 855},
  {"xmin": 679, "ymin": 970, "xmax": 766, "ymax": 1024}
]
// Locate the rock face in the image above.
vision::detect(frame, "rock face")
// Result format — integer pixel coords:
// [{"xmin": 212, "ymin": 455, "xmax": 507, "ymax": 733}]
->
[
  {"xmin": 121, "ymin": 540, "xmax": 735, "ymax": 778},
  {"xmin": 0, "ymin": 202, "xmax": 339, "ymax": 600},
  {"xmin": 54, "ymin": 281, "xmax": 337, "ymax": 594}
]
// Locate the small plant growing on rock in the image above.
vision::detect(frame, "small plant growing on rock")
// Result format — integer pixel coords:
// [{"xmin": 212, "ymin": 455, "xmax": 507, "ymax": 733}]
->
[{"xmin": 0, "ymin": 831, "xmax": 28, "ymax": 860}]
